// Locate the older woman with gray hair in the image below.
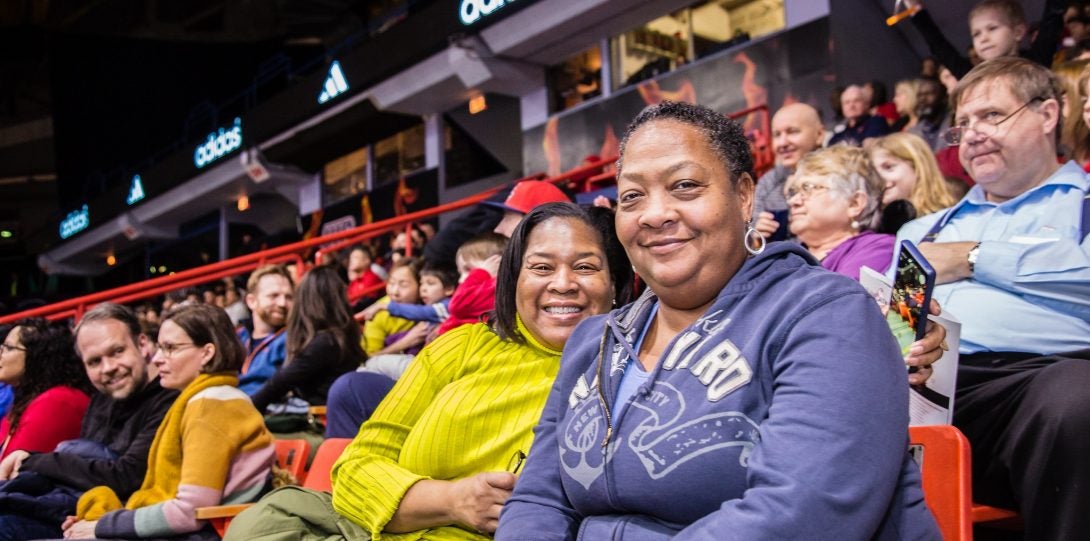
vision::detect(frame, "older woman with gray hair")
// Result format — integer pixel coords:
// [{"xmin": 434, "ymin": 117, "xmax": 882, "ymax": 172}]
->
[{"xmin": 786, "ymin": 144, "xmax": 894, "ymax": 280}]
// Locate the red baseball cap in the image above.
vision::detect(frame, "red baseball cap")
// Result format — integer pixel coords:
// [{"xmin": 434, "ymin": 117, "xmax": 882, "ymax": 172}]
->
[{"xmin": 485, "ymin": 180, "xmax": 570, "ymax": 214}]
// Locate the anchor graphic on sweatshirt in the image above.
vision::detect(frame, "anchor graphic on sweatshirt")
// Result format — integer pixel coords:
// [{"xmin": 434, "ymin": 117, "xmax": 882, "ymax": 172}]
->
[
  {"xmin": 560, "ymin": 383, "xmax": 616, "ymax": 491},
  {"xmin": 627, "ymin": 381, "xmax": 761, "ymax": 479}
]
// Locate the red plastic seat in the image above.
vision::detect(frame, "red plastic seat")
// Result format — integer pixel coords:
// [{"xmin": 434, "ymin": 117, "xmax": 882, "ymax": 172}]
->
[
  {"xmin": 197, "ymin": 438, "xmax": 351, "ymax": 537},
  {"xmin": 301, "ymin": 437, "xmax": 351, "ymax": 492},
  {"xmin": 909, "ymin": 425, "xmax": 973, "ymax": 541},
  {"xmin": 274, "ymin": 438, "xmax": 310, "ymax": 484}
]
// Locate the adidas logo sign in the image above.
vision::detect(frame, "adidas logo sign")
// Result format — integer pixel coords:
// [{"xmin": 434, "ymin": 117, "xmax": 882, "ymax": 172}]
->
[{"xmin": 318, "ymin": 61, "xmax": 349, "ymax": 104}]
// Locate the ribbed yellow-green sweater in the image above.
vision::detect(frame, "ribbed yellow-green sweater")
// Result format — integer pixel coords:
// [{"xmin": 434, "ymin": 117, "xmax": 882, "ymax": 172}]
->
[{"xmin": 331, "ymin": 321, "xmax": 561, "ymax": 540}]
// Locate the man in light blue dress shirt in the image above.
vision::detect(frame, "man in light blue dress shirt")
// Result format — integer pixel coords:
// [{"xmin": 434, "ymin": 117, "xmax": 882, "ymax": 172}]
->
[{"xmin": 897, "ymin": 57, "xmax": 1090, "ymax": 540}]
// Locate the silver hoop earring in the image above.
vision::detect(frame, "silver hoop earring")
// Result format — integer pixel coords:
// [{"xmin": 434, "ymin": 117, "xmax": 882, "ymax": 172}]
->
[{"xmin": 745, "ymin": 221, "xmax": 766, "ymax": 255}]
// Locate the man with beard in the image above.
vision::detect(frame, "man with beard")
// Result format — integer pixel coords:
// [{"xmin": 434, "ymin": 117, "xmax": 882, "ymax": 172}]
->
[
  {"xmin": 908, "ymin": 77, "xmax": 951, "ymax": 151},
  {"xmin": 752, "ymin": 103, "xmax": 825, "ymax": 239},
  {"xmin": 0, "ymin": 303, "xmax": 177, "ymax": 540},
  {"xmin": 237, "ymin": 265, "xmax": 294, "ymax": 396}
]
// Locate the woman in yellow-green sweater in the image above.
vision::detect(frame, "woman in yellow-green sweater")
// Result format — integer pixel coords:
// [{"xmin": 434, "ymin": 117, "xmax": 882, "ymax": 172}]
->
[
  {"xmin": 64, "ymin": 304, "xmax": 274, "ymax": 541},
  {"xmin": 226, "ymin": 202, "xmax": 634, "ymax": 540}
]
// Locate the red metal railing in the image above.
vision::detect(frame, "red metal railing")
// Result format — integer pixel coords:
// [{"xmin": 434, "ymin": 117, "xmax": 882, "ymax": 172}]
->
[
  {"xmin": 0, "ymin": 161, "xmax": 614, "ymax": 324},
  {"xmin": 312, "ymin": 158, "xmax": 620, "ymax": 265},
  {"xmin": 3, "ymin": 102, "xmax": 766, "ymax": 325},
  {"xmin": 727, "ymin": 103, "xmax": 774, "ymax": 179}
]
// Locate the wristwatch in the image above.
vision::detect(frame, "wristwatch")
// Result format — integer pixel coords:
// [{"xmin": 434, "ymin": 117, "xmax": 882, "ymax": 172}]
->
[{"xmin": 967, "ymin": 242, "xmax": 981, "ymax": 274}]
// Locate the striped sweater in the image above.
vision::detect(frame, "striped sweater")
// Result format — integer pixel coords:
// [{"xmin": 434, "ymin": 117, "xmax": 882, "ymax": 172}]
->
[
  {"xmin": 331, "ymin": 321, "xmax": 562, "ymax": 540},
  {"xmin": 95, "ymin": 385, "xmax": 274, "ymax": 538}
]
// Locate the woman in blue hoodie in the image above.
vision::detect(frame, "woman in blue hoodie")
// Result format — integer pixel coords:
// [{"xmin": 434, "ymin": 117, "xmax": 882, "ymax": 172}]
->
[{"xmin": 497, "ymin": 102, "xmax": 943, "ymax": 540}]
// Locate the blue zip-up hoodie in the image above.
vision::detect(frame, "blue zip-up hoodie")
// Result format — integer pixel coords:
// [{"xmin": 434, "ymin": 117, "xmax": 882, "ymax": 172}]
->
[{"xmin": 497, "ymin": 243, "xmax": 940, "ymax": 540}]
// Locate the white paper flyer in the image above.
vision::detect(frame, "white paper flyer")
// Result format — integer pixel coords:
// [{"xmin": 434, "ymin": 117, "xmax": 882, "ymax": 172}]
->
[{"xmin": 859, "ymin": 266, "xmax": 960, "ymax": 426}]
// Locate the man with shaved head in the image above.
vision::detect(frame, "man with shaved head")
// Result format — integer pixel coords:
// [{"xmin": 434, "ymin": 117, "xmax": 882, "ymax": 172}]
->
[
  {"xmin": 753, "ymin": 102, "xmax": 825, "ymax": 238},
  {"xmin": 828, "ymin": 84, "xmax": 891, "ymax": 147}
]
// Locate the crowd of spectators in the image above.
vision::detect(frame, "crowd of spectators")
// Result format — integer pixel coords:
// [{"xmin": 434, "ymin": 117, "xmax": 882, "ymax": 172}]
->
[{"xmin": 0, "ymin": 1, "xmax": 1088, "ymax": 539}]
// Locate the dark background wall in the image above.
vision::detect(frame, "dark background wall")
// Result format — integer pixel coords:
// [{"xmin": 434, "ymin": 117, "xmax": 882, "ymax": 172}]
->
[{"xmin": 50, "ymin": 34, "xmax": 281, "ymax": 208}]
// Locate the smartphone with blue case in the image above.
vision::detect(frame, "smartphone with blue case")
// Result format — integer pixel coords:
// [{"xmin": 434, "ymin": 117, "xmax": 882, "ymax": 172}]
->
[{"xmin": 887, "ymin": 240, "xmax": 936, "ymax": 357}]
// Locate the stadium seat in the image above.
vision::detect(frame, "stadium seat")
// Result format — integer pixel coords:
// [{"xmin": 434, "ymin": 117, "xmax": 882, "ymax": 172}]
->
[
  {"xmin": 274, "ymin": 438, "xmax": 310, "ymax": 484},
  {"xmin": 300, "ymin": 437, "xmax": 351, "ymax": 492},
  {"xmin": 972, "ymin": 504, "xmax": 1022, "ymax": 529},
  {"xmin": 909, "ymin": 425, "xmax": 973, "ymax": 540},
  {"xmin": 910, "ymin": 425, "xmax": 1025, "ymax": 538},
  {"xmin": 196, "ymin": 438, "xmax": 352, "ymax": 537}
]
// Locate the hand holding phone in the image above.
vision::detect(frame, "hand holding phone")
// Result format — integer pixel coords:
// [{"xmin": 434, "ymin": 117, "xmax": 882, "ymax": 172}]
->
[
  {"xmin": 769, "ymin": 209, "xmax": 790, "ymax": 242},
  {"xmin": 887, "ymin": 240, "xmax": 936, "ymax": 357}
]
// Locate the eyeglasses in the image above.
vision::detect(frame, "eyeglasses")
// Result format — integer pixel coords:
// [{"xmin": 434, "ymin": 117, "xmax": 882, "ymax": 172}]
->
[
  {"xmin": 507, "ymin": 450, "xmax": 527, "ymax": 474},
  {"xmin": 0, "ymin": 343, "xmax": 26, "ymax": 356},
  {"xmin": 155, "ymin": 342, "xmax": 198, "ymax": 358},
  {"xmin": 785, "ymin": 181, "xmax": 830, "ymax": 201},
  {"xmin": 942, "ymin": 97, "xmax": 1045, "ymax": 146}
]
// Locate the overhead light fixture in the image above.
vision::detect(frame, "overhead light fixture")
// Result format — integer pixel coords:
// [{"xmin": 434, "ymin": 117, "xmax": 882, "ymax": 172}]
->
[
  {"xmin": 469, "ymin": 94, "xmax": 487, "ymax": 115},
  {"xmin": 0, "ymin": 230, "xmax": 11, "ymax": 239},
  {"xmin": 106, "ymin": 254, "xmax": 117, "ymax": 266},
  {"xmin": 237, "ymin": 195, "xmax": 250, "ymax": 212}
]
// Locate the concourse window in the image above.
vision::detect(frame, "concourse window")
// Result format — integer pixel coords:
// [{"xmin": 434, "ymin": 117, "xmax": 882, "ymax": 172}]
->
[
  {"xmin": 690, "ymin": 0, "xmax": 785, "ymax": 59},
  {"xmin": 547, "ymin": 46, "xmax": 603, "ymax": 113},
  {"xmin": 610, "ymin": 10, "xmax": 692, "ymax": 90},
  {"xmin": 324, "ymin": 147, "xmax": 369, "ymax": 204},
  {"xmin": 608, "ymin": 0, "xmax": 786, "ymax": 91},
  {"xmin": 374, "ymin": 123, "xmax": 426, "ymax": 186}
]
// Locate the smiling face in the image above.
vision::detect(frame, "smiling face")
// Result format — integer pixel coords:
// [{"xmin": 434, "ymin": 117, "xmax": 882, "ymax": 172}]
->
[
  {"xmin": 970, "ymin": 8, "xmax": 1024, "ymax": 61},
  {"xmin": 152, "ymin": 319, "xmax": 214, "ymax": 390},
  {"xmin": 246, "ymin": 274, "xmax": 293, "ymax": 330},
  {"xmin": 771, "ymin": 104, "xmax": 824, "ymax": 170},
  {"xmin": 870, "ymin": 148, "xmax": 918, "ymax": 206},
  {"xmin": 616, "ymin": 120, "xmax": 753, "ymax": 312},
  {"xmin": 76, "ymin": 319, "xmax": 151, "ymax": 400},
  {"xmin": 0, "ymin": 327, "xmax": 26, "ymax": 386},
  {"xmin": 515, "ymin": 217, "xmax": 613, "ymax": 351},
  {"xmin": 956, "ymin": 81, "xmax": 1059, "ymax": 201}
]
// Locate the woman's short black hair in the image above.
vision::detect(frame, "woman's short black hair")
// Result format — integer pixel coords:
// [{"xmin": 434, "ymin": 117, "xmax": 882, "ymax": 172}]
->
[
  {"xmin": 617, "ymin": 101, "xmax": 754, "ymax": 185},
  {"xmin": 492, "ymin": 202, "xmax": 633, "ymax": 344}
]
